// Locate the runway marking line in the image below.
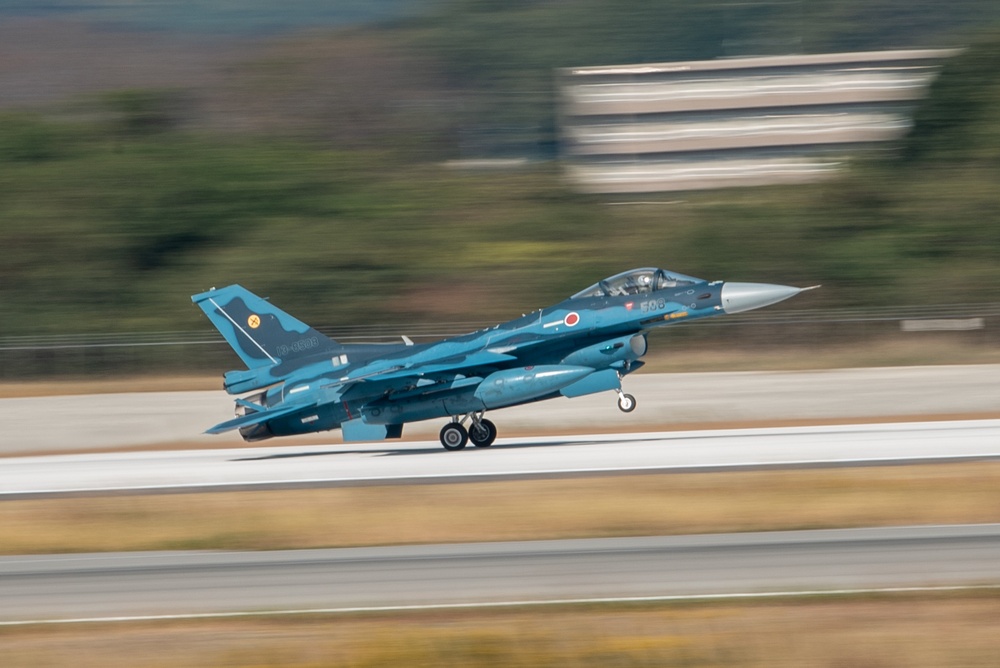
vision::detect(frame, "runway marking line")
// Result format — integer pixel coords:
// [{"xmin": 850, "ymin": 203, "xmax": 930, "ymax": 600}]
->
[
  {"xmin": 3, "ymin": 584, "xmax": 1000, "ymax": 626},
  {"xmin": 7, "ymin": 450, "xmax": 1000, "ymax": 500}
]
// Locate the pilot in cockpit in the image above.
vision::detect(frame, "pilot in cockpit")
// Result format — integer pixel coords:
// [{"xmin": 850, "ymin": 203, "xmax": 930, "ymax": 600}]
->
[
  {"xmin": 569, "ymin": 267, "xmax": 700, "ymax": 301},
  {"xmin": 620, "ymin": 273, "xmax": 653, "ymax": 295}
]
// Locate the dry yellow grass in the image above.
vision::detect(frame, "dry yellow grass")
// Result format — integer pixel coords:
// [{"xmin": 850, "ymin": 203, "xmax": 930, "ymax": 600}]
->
[
  {"xmin": 3, "ymin": 594, "xmax": 1000, "ymax": 667},
  {"xmin": 3, "ymin": 462, "xmax": 999, "ymax": 554},
  {"xmin": 4, "ymin": 460, "xmax": 999, "ymax": 666}
]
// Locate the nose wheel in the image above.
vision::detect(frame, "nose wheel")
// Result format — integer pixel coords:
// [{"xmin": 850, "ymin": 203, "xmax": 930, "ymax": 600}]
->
[{"xmin": 617, "ymin": 391, "xmax": 637, "ymax": 413}]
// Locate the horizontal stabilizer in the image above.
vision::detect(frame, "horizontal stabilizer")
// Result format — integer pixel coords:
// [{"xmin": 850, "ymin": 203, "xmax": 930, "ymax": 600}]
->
[
  {"xmin": 205, "ymin": 403, "xmax": 305, "ymax": 435},
  {"xmin": 224, "ymin": 367, "xmax": 281, "ymax": 395}
]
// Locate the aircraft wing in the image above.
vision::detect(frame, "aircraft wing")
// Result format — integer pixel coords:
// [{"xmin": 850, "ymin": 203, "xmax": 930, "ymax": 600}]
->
[
  {"xmin": 328, "ymin": 350, "xmax": 517, "ymax": 390},
  {"xmin": 205, "ymin": 402, "xmax": 308, "ymax": 435},
  {"xmin": 207, "ymin": 351, "xmax": 518, "ymax": 435},
  {"xmin": 377, "ymin": 350, "xmax": 518, "ymax": 380}
]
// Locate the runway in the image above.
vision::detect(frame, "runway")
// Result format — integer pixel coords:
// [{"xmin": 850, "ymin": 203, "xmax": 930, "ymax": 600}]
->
[
  {"xmin": 2, "ymin": 419, "xmax": 999, "ymax": 498},
  {"xmin": 3, "ymin": 365, "xmax": 999, "ymax": 454},
  {"xmin": 3, "ymin": 524, "xmax": 1000, "ymax": 624}
]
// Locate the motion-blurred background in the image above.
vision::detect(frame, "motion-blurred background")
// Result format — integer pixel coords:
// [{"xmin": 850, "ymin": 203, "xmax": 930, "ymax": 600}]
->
[
  {"xmin": 2, "ymin": 0, "xmax": 999, "ymax": 378},
  {"xmin": 4, "ymin": 6, "xmax": 1000, "ymax": 666}
]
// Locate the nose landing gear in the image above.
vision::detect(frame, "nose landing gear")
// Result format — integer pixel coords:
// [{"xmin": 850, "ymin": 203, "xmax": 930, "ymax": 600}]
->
[{"xmin": 617, "ymin": 390, "xmax": 637, "ymax": 413}]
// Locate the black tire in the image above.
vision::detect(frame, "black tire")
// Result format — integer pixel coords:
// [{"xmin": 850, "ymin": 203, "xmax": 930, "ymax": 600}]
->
[
  {"xmin": 440, "ymin": 423, "xmax": 468, "ymax": 450},
  {"xmin": 469, "ymin": 418, "xmax": 497, "ymax": 448},
  {"xmin": 618, "ymin": 393, "xmax": 637, "ymax": 413}
]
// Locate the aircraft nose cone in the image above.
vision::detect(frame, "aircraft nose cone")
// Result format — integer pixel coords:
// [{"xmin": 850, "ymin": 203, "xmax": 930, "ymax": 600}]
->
[{"xmin": 720, "ymin": 282, "xmax": 806, "ymax": 314}]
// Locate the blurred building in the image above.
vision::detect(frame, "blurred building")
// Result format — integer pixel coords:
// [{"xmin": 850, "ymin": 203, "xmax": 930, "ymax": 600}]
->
[{"xmin": 559, "ymin": 49, "xmax": 956, "ymax": 193}]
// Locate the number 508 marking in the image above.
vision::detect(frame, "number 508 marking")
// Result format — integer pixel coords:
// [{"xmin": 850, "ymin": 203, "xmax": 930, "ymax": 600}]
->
[{"xmin": 640, "ymin": 298, "xmax": 666, "ymax": 313}]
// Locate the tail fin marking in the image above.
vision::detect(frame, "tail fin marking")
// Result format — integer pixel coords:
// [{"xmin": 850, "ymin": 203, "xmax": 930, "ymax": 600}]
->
[
  {"xmin": 206, "ymin": 295, "xmax": 278, "ymax": 365},
  {"xmin": 192, "ymin": 285, "xmax": 340, "ymax": 369}
]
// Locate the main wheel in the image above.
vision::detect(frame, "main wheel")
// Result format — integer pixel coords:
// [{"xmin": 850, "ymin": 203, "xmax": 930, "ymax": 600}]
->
[
  {"xmin": 440, "ymin": 423, "xmax": 469, "ymax": 450},
  {"xmin": 617, "ymin": 393, "xmax": 637, "ymax": 413},
  {"xmin": 469, "ymin": 418, "xmax": 497, "ymax": 448}
]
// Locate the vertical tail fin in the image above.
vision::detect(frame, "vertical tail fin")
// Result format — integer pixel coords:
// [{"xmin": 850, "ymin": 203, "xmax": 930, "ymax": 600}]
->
[{"xmin": 192, "ymin": 285, "xmax": 339, "ymax": 369}]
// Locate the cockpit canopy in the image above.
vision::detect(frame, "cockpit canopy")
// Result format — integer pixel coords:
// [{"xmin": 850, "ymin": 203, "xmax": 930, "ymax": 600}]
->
[{"xmin": 570, "ymin": 267, "xmax": 704, "ymax": 300}]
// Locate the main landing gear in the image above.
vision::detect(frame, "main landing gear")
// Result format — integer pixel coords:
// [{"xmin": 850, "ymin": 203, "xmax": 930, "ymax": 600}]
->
[
  {"xmin": 438, "ymin": 389, "xmax": 636, "ymax": 450},
  {"xmin": 439, "ymin": 412, "xmax": 497, "ymax": 450}
]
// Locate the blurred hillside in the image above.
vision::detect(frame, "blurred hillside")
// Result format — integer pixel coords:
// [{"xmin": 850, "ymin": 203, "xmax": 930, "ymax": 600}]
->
[
  {"xmin": 0, "ymin": 2, "xmax": 999, "ymax": 338},
  {"xmin": 0, "ymin": 0, "xmax": 419, "ymax": 33}
]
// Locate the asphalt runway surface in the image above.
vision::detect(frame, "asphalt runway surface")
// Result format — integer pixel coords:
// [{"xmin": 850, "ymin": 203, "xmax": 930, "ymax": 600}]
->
[
  {"xmin": 3, "ymin": 524, "xmax": 1000, "ymax": 623},
  {"xmin": 3, "ymin": 419, "xmax": 999, "ymax": 498}
]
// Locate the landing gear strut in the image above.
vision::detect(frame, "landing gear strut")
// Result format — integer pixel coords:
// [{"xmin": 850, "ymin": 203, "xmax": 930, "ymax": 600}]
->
[
  {"xmin": 440, "ymin": 412, "xmax": 497, "ymax": 450},
  {"xmin": 469, "ymin": 417, "xmax": 497, "ymax": 448}
]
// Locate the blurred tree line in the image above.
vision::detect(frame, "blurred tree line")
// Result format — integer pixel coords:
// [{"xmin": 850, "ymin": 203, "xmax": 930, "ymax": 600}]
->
[{"xmin": 0, "ymin": 2, "xmax": 999, "ymax": 339}]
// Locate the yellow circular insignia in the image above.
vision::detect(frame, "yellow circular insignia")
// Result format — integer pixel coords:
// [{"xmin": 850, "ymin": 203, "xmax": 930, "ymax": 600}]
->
[{"xmin": 247, "ymin": 314, "xmax": 261, "ymax": 329}]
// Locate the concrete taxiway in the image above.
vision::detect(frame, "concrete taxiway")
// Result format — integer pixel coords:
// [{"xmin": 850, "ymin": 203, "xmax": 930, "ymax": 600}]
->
[{"xmin": 3, "ymin": 524, "xmax": 999, "ymax": 623}]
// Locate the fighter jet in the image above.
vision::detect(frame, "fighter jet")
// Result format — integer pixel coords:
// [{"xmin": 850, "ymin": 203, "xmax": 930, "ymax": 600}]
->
[{"xmin": 193, "ymin": 268, "xmax": 815, "ymax": 449}]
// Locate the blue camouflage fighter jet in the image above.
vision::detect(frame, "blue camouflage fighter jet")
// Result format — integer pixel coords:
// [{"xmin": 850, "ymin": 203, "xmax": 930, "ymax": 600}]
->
[{"xmin": 193, "ymin": 268, "xmax": 815, "ymax": 449}]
